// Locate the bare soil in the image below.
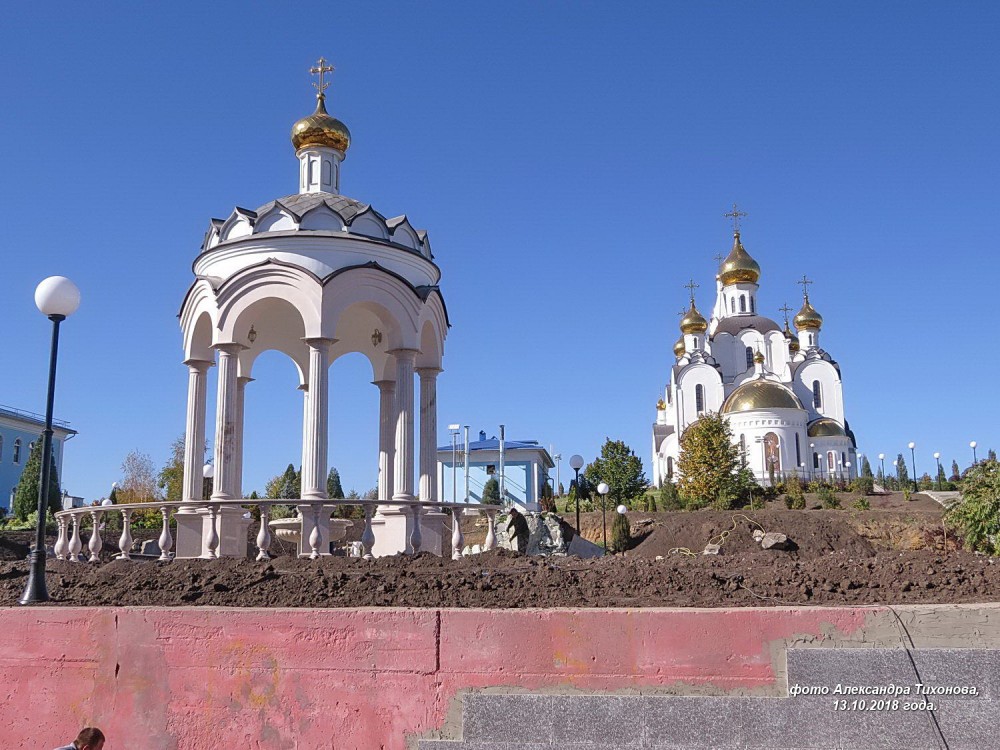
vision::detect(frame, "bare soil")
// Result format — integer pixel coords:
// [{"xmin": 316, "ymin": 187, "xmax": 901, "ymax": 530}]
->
[{"xmin": 2, "ymin": 494, "xmax": 995, "ymax": 609}]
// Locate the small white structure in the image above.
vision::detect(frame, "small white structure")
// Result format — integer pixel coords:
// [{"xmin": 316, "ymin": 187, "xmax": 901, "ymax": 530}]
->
[
  {"xmin": 652, "ymin": 216, "xmax": 857, "ymax": 486},
  {"xmin": 176, "ymin": 60, "xmax": 448, "ymax": 557}
]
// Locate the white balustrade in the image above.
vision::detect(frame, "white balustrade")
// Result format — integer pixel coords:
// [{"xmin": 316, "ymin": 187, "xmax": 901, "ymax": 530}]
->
[
  {"xmin": 88, "ymin": 511, "xmax": 103, "ymax": 563},
  {"xmin": 158, "ymin": 506, "xmax": 173, "ymax": 561},
  {"xmin": 118, "ymin": 510, "xmax": 133, "ymax": 561},
  {"xmin": 484, "ymin": 510, "xmax": 497, "ymax": 551},
  {"xmin": 409, "ymin": 504, "xmax": 422, "ymax": 554},
  {"xmin": 361, "ymin": 504, "xmax": 375, "ymax": 560},
  {"xmin": 256, "ymin": 507, "xmax": 272, "ymax": 561},
  {"xmin": 206, "ymin": 506, "xmax": 219, "ymax": 559},
  {"xmin": 55, "ymin": 518, "xmax": 68, "ymax": 560},
  {"xmin": 308, "ymin": 503, "xmax": 322, "ymax": 559},
  {"xmin": 69, "ymin": 515, "xmax": 82, "ymax": 562},
  {"xmin": 451, "ymin": 508, "xmax": 464, "ymax": 560}
]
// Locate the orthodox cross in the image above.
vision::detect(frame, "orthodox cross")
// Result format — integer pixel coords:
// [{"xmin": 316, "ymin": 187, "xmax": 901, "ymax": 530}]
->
[
  {"xmin": 797, "ymin": 274, "xmax": 813, "ymax": 299},
  {"xmin": 778, "ymin": 303, "xmax": 793, "ymax": 326},
  {"xmin": 713, "ymin": 253, "xmax": 725, "ymax": 265},
  {"xmin": 683, "ymin": 279, "xmax": 699, "ymax": 304},
  {"xmin": 724, "ymin": 203, "xmax": 748, "ymax": 232},
  {"xmin": 310, "ymin": 57, "xmax": 335, "ymax": 94}
]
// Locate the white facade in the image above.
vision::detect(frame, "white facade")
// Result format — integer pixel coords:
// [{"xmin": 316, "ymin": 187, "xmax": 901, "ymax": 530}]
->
[{"xmin": 652, "ymin": 230, "xmax": 857, "ymax": 486}]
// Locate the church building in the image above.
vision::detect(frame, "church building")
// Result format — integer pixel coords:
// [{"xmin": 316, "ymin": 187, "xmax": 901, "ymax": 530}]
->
[{"xmin": 652, "ymin": 214, "xmax": 857, "ymax": 487}]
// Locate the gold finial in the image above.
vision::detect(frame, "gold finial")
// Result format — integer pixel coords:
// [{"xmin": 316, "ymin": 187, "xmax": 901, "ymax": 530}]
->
[
  {"xmin": 683, "ymin": 279, "xmax": 699, "ymax": 304},
  {"xmin": 797, "ymin": 274, "xmax": 813, "ymax": 301},
  {"xmin": 310, "ymin": 57, "xmax": 335, "ymax": 97},
  {"xmin": 656, "ymin": 398, "xmax": 666, "ymax": 411},
  {"xmin": 778, "ymin": 303, "xmax": 793, "ymax": 327},
  {"xmin": 724, "ymin": 202, "xmax": 748, "ymax": 233}
]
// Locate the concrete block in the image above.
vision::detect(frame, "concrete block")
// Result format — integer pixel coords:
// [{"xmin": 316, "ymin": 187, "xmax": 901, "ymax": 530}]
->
[
  {"xmin": 461, "ymin": 694, "xmax": 552, "ymax": 742},
  {"xmin": 549, "ymin": 695, "xmax": 645, "ymax": 746},
  {"xmin": 909, "ymin": 648, "xmax": 1000, "ymax": 700},
  {"xmin": 741, "ymin": 697, "xmax": 837, "ymax": 749},
  {"xmin": 642, "ymin": 696, "xmax": 745, "ymax": 748},
  {"xmin": 931, "ymin": 699, "xmax": 1000, "ymax": 750}
]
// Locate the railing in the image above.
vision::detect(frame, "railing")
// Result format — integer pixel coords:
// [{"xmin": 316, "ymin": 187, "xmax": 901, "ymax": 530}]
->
[
  {"xmin": 0, "ymin": 404, "xmax": 73, "ymax": 430},
  {"xmin": 52, "ymin": 499, "xmax": 499, "ymax": 563}
]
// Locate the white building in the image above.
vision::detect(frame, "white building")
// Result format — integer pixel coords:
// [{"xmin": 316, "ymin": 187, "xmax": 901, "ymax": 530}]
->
[{"xmin": 652, "ymin": 226, "xmax": 857, "ymax": 487}]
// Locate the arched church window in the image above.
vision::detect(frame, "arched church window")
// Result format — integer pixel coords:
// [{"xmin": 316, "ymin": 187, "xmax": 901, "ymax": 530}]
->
[
  {"xmin": 740, "ymin": 434, "xmax": 747, "ymax": 465},
  {"xmin": 841, "ymin": 451, "xmax": 847, "ymax": 466},
  {"xmin": 740, "ymin": 295, "xmax": 747, "ymax": 313},
  {"xmin": 695, "ymin": 384, "xmax": 705, "ymax": 414},
  {"xmin": 730, "ymin": 298, "xmax": 735, "ymax": 313},
  {"xmin": 745, "ymin": 347, "xmax": 754, "ymax": 370},
  {"xmin": 13, "ymin": 439, "xmax": 21, "ymax": 464},
  {"xmin": 750, "ymin": 297, "xmax": 756, "ymax": 313},
  {"xmin": 812, "ymin": 380, "xmax": 822, "ymax": 409},
  {"xmin": 764, "ymin": 432, "xmax": 780, "ymax": 472},
  {"xmin": 795, "ymin": 434, "xmax": 801, "ymax": 466},
  {"xmin": 666, "ymin": 456, "xmax": 674, "ymax": 478},
  {"xmin": 813, "ymin": 452, "xmax": 820, "ymax": 469}
]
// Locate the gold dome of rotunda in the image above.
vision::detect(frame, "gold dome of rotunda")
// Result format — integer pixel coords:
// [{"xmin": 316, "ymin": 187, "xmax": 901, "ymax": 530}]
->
[
  {"xmin": 679, "ymin": 301, "xmax": 708, "ymax": 334},
  {"xmin": 719, "ymin": 232, "xmax": 761, "ymax": 286},
  {"xmin": 292, "ymin": 94, "xmax": 351, "ymax": 153},
  {"xmin": 721, "ymin": 379, "xmax": 803, "ymax": 414},
  {"xmin": 794, "ymin": 295, "xmax": 823, "ymax": 331}
]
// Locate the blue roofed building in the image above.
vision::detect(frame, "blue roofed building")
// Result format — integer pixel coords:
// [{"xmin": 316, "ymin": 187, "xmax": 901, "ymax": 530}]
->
[
  {"xmin": 0, "ymin": 405, "xmax": 76, "ymax": 513},
  {"xmin": 437, "ymin": 430, "xmax": 554, "ymax": 512}
]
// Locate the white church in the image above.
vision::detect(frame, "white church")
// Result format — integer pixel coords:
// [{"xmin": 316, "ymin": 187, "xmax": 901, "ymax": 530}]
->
[{"xmin": 652, "ymin": 218, "xmax": 857, "ymax": 487}]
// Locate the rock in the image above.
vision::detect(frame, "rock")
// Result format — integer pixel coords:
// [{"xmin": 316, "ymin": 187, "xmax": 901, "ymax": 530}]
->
[
  {"xmin": 140, "ymin": 539, "xmax": 161, "ymax": 556},
  {"xmin": 761, "ymin": 532, "xmax": 789, "ymax": 550},
  {"xmin": 702, "ymin": 544, "xmax": 722, "ymax": 555},
  {"xmin": 495, "ymin": 512, "xmax": 578, "ymax": 556},
  {"xmin": 752, "ymin": 530, "xmax": 765, "ymax": 542}
]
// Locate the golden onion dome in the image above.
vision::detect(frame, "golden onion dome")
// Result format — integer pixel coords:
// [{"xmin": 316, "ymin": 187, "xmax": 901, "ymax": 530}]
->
[
  {"xmin": 794, "ymin": 295, "xmax": 823, "ymax": 330},
  {"xmin": 784, "ymin": 323, "xmax": 800, "ymax": 352},
  {"xmin": 679, "ymin": 301, "xmax": 708, "ymax": 334},
  {"xmin": 291, "ymin": 94, "xmax": 351, "ymax": 153},
  {"xmin": 656, "ymin": 398, "xmax": 666, "ymax": 411},
  {"xmin": 673, "ymin": 336, "xmax": 686, "ymax": 357},
  {"xmin": 807, "ymin": 418, "xmax": 847, "ymax": 437},
  {"xmin": 719, "ymin": 231, "xmax": 761, "ymax": 286},
  {"xmin": 753, "ymin": 349, "xmax": 765, "ymax": 364},
  {"xmin": 721, "ymin": 379, "xmax": 803, "ymax": 414}
]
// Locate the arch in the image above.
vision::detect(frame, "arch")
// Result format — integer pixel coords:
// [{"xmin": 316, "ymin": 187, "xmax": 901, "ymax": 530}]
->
[
  {"xmin": 255, "ymin": 205, "xmax": 298, "ymax": 233},
  {"xmin": 216, "ymin": 262, "xmax": 323, "ymax": 342},
  {"xmin": 321, "ymin": 266, "xmax": 422, "ymax": 349},
  {"xmin": 348, "ymin": 208, "xmax": 389, "ymax": 240},
  {"xmin": 812, "ymin": 380, "xmax": 822, "ymax": 409},
  {"xmin": 764, "ymin": 432, "xmax": 780, "ymax": 472},
  {"xmin": 234, "ymin": 296, "xmax": 310, "ymax": 384},
  {"xmin": 179, "ymin": 278, "xmax": 219, "ymax": 361},
  {"xmin": 739, "ymin": 295, "xmax": 746, "ymax": 313},
  {"xmin": 299, "ymin": 204, "xmax": 347, "ymax": 231}
]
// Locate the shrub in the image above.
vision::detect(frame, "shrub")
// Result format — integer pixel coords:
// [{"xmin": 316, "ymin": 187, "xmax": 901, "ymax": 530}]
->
[
  {"xmin": 657, "ymin": 482, "xmax": 683, "ymax": 511},
  {"xmin": 713, "ymin": 492, "xmax": 736, "ymax": 511},
  {"xmin": 945, "ymin": 458, "xmax": 1000, "ymax": 554},
  {"xmin": 852, "ymin": 497, "xmax": 871, "ymax": 511},
  {"xmin": 784, "ymin": 478, "xmax": 806, "ymax": 510},
  {"xmin": 851, "ymin": 475, "xmax": 875, "ymax": 496},
  {"xmin": 482, "ymin": 477, "xmax": 501, "ymax": 505},
  {"xmin": 610, "ymin": 510, "xmax": 631, "ymax": 553},
  {"xmin": 818, "ymin": 485, "xmax": 841, "ymax": 509},
  {"xmin": 902, "ymin": 487, "xmax": 912, "ymax": 502}
]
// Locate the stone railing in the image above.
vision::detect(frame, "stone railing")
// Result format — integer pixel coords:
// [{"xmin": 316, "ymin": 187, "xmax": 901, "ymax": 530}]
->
[{"xmin": 52, "ymin": 499, "xmax": 498, "ymax": 562}]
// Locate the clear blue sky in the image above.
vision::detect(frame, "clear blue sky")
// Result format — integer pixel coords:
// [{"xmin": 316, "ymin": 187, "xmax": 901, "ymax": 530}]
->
[{"xmin": 2, "ymin": 1, "xmax": 997, "ymax": 500}]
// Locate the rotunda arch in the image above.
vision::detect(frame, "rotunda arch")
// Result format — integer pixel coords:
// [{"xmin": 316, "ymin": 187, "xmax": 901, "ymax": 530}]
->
[{"xmin": 216, "ymin": 262, "xmax": 324, "ymax": 343}]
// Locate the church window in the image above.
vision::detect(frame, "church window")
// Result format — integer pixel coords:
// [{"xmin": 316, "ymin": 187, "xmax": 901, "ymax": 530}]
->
[
  {"xmin": 740, "ymin": 434, "xmax": 747, "ymax": 465},
  {"xmin": 750, "ymin": 297, "xmax": 756, "ymax": 313},
  {"xmin": 795, "ymin": 434, "xmax": 801, "ymax": 466},
  {"xmin": 745, "ymin": 347, "xmax": 754, "ymax": 370},
  {"xmin": 13, "ymin": 439, "xmax": 21, "ymax": 464},
  {"xmin": 841, "ymin": 451, "xmax": 847, "ymax": 466},
  {"xmin": 740, "ymin": 295, "xmax": 747, "ymax": 313},
  {"xmin": 812, "ymin": 380, "xmax": 822, "ymax": 409},
  {"xmin": 667, "ymin": 457, "xmax": 674, "ymax": 478},
  {"xmin": 695, "ymin": 384, "xmax": 705, "ymax": 414},
  {"xmin": 813, "ymin": 452, "xmax": 820, "ymax": 469}
]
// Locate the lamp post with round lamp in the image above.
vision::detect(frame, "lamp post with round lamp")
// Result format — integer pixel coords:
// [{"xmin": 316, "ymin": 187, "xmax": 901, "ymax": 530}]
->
[
  {"xmin": 933, "ymin": 452, "xmax": 942, "ymax": 490},
  {"xmin": 569, "ymin": 454, "xmax": 584, "ymax": 532},
  {"xmin": 20, "ymin": 276, "xmax": 81, "ymax": 605},
  {"xmin": 878, "ymin": 454, "xmax": 886, "ymax": 487},
  {"xmin": 597, "ymin": 482, "xmax": 610, "ymax": 552},
  {"xmin": 614, "ymin": 504, "xmax": 628, "ymax": 555},
  {"xmin": 203, "ymin": 462, "xmax": 215, "ymax": 500},
  {"xmin": 809, "ymin": 443, "xmax": 816, "ymax": 480},
  {"xmin": 970, "ymin": 441, "xmax": 978, "ymax": 466},
  {"xmin": 908, "ymin": 442, "xmax": 918, "ymax": 493}
]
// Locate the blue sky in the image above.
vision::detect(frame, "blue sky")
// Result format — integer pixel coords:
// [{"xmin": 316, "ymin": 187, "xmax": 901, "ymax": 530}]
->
[{"xmin": 1, "ymin": 1, "xmax": 997, "ymax": 500}]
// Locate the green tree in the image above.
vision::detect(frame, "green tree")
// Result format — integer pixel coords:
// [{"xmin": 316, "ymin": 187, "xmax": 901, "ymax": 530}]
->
[
  {"xmin": 279, "ymin": 464, "xmax": 301, "ymax": 499},
  {"xmin": 950, "ymin": 460, "xmax": 962, "ymax": 483},
  {"xmin": 657, "ymin": 482, "xmax": 682, "ymax": 511},
  {"xmin": 13, "ymin": 437, "xmax": 61, "ymax": 521},
  {"xmin": 936, "ymin": 462, "xmax": 948, "ymax": 488},
  {"xmin": 989, "ymin": 449, "xmax": 997, "ymax": 462},
  {"xmin": 327, "ymin": 467, "xmax": 344, "ymax": 499},
  {"xmin": 895, "ymin": 453, "xmax": 909, "ymax": 487},
  {"xmin": 946, "ymin": 458, "xmax": 1000, "ymax": 554},
  {"xmin": 264, "ymin": 474, "xmax": 283, "ymax": 499},
  {"xmin": 482, "ymin": 477, "xmax": 501, "ymax": 505},
  {"xmin": 676, "ymin": 412, "xmax": 740, "ymax": 508},
  {"xmin": 611, "ymin": 510, "xmax": 631, "ymax": 553},
  {"xmin": 539, "ymin": 481, "xmax": 555, "ymax": 511},
  {"xmin": 583, "ymin": 438, "xmax": 648, "ymax": 510},
  {"xmin": 157, "ymin": 436, "xmax": 186, "ymax": 502},
  {"xmin": 861, "ymin": 456, "xmax": 873, "ymax": 478},
  {"xmin": 784, "ymin": 477, "xmax": 806, "ymax": 509}
]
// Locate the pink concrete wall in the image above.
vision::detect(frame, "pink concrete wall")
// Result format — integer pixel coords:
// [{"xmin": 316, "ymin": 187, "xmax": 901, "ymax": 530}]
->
[{"xmin": 0, "ymin": 607, "xmax": 873, "ymax": 750}]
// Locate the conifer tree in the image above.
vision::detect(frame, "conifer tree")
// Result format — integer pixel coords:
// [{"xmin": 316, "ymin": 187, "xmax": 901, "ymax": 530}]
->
[
  {"xmin": 583, "ymin": 438, "xmax": 648, "ymax": 510},
  {"xmin": 482, "ymin": 477, "xmax": 500, "ymax": 504},
  {"xmin": 861, "ymin": 456, "xmax": 873, "ymax": 478},
  {"xmin": 676, "ymin": 412, "xmax": 740, "ymax": 508},
  {"xmin": 12, "ymin": 438, "xmax": 61, "ymax": 521},
  {"xmin": 950, "ymin": 460, "xmax": 961, "ymax": 483},
  {"xmin": 279, "ymin": 463, "xmax": 301, "ymax": 499},
  {"xmin": 611, "ymin": 509, "xmax": 631, "ymax": 553},
  {"xmin": 895, "ymin": 453, "xmax": 910, "ymax": 486},
  {"xmin": 326, "ymin": 467, "xmax": 344, "ymax": 499}
]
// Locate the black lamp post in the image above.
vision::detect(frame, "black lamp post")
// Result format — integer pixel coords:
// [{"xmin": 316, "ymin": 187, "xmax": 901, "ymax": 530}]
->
[
  {"xmin": 597, "ymin": 482, "xmax": 610, "ymax": 552},
  {"xmin": 970, "ymin": 441, "xmax": 978, "ymax": 466},
  {"xmin": 933, "ymin": 452, "xmax": 942, "ymax": 491},
  {"xmin": 908, "ymin": 442, "xmax": 918, "ymax": 493},
  {"xmin": 569, "ymin": 454, "xmax": 584, "ymax": 533},
  {"xmin": 20, "ymin": 276, "xmax": 80, "ymax": 605}
]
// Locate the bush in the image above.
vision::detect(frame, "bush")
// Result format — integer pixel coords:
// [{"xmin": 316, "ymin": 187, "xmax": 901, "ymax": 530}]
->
[
  {"xmin": 610, "ymin": 510, "xmax": 631, "ymax": 553},
  {"xmin": 903, "ymin": 487, "xmax": 912, "ymax": 502},
  {"xmin": 945, "ymin": 459, "xmax": 1000, "ymax": 554},
  {"xmin": 657, "ymin": 482, "xmax": 683, "ymax": 511},
  {"xmin": 818, "ymin": 485, "xmax": 841, "ymax": 509},
  {"xmin": 682, "ymin": 494, "xmax": 710, "ymax": 511},
  {"xmin": 713, "ymin": 492, "xmax": 736, "ymax": 511},
  {"xmin": 482, "ymin": 477, "xmax": 501, "ymax": 505},
  {"xmin": 852, "ymin": 497, "xmax": 871, "ymax": 511},
  {"xmin": 851, "ymin": 476, "xmax": 875, "ymax": 496},
  {"xmin": 784, "ymin": 478, "xmax": 806, "ymax": 510}
]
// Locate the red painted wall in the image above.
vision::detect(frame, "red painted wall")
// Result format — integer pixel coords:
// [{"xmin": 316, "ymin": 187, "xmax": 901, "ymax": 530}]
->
[{"xmin": 1, "ymin": 607, "xmax": 872, "ymax": 749}]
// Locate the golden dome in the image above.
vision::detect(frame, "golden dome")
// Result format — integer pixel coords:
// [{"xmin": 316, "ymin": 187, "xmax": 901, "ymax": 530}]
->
[
  {"xmin": 656, "ymin": 398, "xmax": 666, "ymax": 411},
  {"xmin": 721, "ymin": 379, "xmax": 803, "ymax": 414},
  {"xmin": 291, "ymin": 95, "xmax": 351, "ymax": 153},
  {"xmin": 753, "ymin": 349, "xmax": 765, "ymax": 364},
  {"xmin": 794, "ymin": 295, "xmax": 823, "ymax": 330},
  {"xmin": 719, "ymin": 232, "xmax": 761, "ymax": 286},
  {"xmin": 679, "ymin": 301, "xmax": 708, "ymax": 334},
  {"xmin": 808, "ymin": 418, "xmax": 846, "ymax": 437},
  {"xmin": 673, "ymin": 337, "xmax": 686, "ymax": 357},
  {"xmin": 783, "ymin": 322, "xmax": 800, "ymax": 352}
]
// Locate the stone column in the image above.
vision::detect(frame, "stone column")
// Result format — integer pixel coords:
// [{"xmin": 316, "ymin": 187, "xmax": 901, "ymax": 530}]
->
[
  {"xmin": 234, "ymin": 376, "xmax": 253, "ymax": 499},
  {"xmin": 211, "ymin": 344, "xmax": 243, "ymax": 501},
  {"xmin": 301, "ymin": 338, "xmax": 333, "ymax": 500},
  {"xmin": 417, "ymin": 368, "xmax": 441, "ymax": 503},
  {"xmin": 391, "ymin": 349, "xmax": 418, "ymax": 503},
  {"xmin": 181, "ymin": 359, "xmax": 211, "ymax": 503},
  {"xmin": 374, "ymin": 379, "xmax": 396, "ymax": 503}
]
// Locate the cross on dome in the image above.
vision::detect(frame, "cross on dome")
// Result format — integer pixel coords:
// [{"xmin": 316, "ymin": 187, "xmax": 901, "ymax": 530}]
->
[
  {"xmin": 724, "ymin": 203, "xmax": 748, "ymax": 233},
  {"xmin": 778, "ymin": 303, "xmax": 794, "ymax": 326},
  {"xmin": 310, "ymin": 57, "xmax": 335, "ymax": 96},
  {"xmin": 797, "ymin": 274, "xmax": 813, "ymax": 300},
  {"xmin": 684, "ymin": 279, "xmax": 699, "ymax": 303}
]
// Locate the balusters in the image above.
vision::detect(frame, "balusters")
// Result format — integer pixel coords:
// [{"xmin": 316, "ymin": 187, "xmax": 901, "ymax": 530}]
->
[
  {"xmin": 308, "ymin": 503, "xmax": 322, "ymax": 559},
  {"xmin": 484, "ymin": 509, "xmax": 497, "ymax": 551},
  {"xmin": 158, "ymin": 506, "xmax": 174, "ymax": 561},
  {"xmin": 206, "ymin": 505, "xmax": 219, "ymax": 559},
  {"xmin": 69, "ymin": 515, "xmax": 82, "ymax": 562},
  {"xmin": 88, "ymin": 510, "xmax": 103, "ymax": 563},
  {"xmin": 408, "ymin": 504, "xmax": 422, "ymax": 554},
  {"xmin": 451, "ymin": 507, "xmax": 464, "ymax": 560},
  {"xmin": 361, "ymin": 503, "xmax": 375, "ymax": 561},
  {"xmin": 256, "ymin": 506, "xmax": 272, "ymax": 561},
  {"xmin": 117, "ymin": 510, "xmax": 133, "ymax": 560},
  {"xmin": 54, "ymin": 517, "xmax": 68, "ymax": 560}
]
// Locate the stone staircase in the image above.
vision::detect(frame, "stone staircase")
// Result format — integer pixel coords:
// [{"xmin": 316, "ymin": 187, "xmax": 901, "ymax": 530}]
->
[{"xmin": 419, "ymin": 648, "xmax": 998, "ymax": 749}]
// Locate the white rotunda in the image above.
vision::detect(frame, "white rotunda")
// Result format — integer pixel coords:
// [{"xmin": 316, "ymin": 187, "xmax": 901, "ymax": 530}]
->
[{"xmin": 177, "ymin": 60, "xmax": 448, "ymax": 557}]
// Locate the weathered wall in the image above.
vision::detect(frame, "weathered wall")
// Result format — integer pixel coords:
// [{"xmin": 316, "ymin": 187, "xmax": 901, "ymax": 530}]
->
[{"xmin": 2, "ymin": 605, "xmax": 999, "ymax": 750}]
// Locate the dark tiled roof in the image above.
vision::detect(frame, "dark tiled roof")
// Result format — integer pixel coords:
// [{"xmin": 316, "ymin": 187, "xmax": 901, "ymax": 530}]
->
[
  {"xmin": 713, "ymin": 315, "xmax": 781, "ymax": 336},
  {"xmin": 255, "ymin": 193, "xmax": 369, "ymax": 222}
]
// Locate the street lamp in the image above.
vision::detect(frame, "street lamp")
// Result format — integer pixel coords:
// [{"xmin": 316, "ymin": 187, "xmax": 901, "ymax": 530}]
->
[
  {"xmin": 203, "ymin": 462, "xmax": 214, "ymax": 501},
  {"xmin": 615, "ymin": 504, "xmax": 627, "ymax": 555},
  {"xmin": 878, "ymin": 453, "xmax": 886, "ymax": 487},
  {"xmin": 844, "ymin": 460, "xmax": 852, "ymax": 483},
  {"xmin": 809, "ymin": 443, "xmax": 816, "ymax": 481},
  {"xmin": 970, "ymin": 441, "xmax": 978, "ymax": 466},
  {"xmin": 569, "ymin": 454, "xmax": 584, "ymax": 532},
  {"xmin": 597, "ymin": 482, "xmax": 610, "ymax": 552},
  {"xmin": 20, "ymin": 276, "xmax": 81, "ymax": 605},
  {"xmin": 448, "ymin": 424, "xmax": 460, "ymax": 503},
  {"xmin": 933, "ymin": 452, "xmax": 941, "ymax": 490},
  {"xmin": 908, "ymin": 442, "xmax": 918, "ymax": 493}
]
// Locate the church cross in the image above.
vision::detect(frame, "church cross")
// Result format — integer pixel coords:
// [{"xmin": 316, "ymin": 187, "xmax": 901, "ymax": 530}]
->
[
  {"xmin": 797, "ymin": 275, "xmax": 813, "ymax": 299},
  {"xmin": 677, "ymin": 308, "xmax": 687, "ymax": 318},
  {"xmin": 778, "ymin": 303, "xmax": 793, "ymax": 325},
  {"xmin": 683, "ymin": 279, "xmax": 699, "ymax": 303},
  {"xmin": 310, "ymin": 57, "xmax": 335, "ymax": 94},
  {"xmin": 724, "ymin": 203, "xmax": 748, "ymax": 232},
  {"xmin": 713, "ymin": 253, "xmax": 725, "ymax": 265}
]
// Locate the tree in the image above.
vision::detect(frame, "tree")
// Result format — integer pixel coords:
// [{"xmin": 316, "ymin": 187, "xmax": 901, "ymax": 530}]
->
[
  {"xmin": 950, "ymin": 460, "xmax": 962, "ymax": 483},
  {"xmin": 676, "ymin": 412, "xmax": 740, "ymax": 508},
  {"xmin": 120, "ymin": 449, "xmax": 160, "ymax": 504},
  {"xmin": 989, "ymin": 449, "xmax": 998, "ymax": 462},
  {"xmin": 583, "ymin": 438, "xmax": 648, "ymax": 510},
  {"xmin": 558, "ymin": 482, "xmax": 565, "ymax": 496},
  {"xmin": 657, "ymin": 482, "xmax": 682, "ymax": 511},
  {"xmin": 936, "ymin": 462, "xmax": 948, "ymax": 488},
  {"xmin": 482, "ymin": 477, "xmax": 501, "ymax": 504},
  {"xmin": 946, "ymin": 458, "xmax": 1000, "ymax": 554},
  {"xmin": 861, "ymin": 456, "xmax": 873, "ymax": 478},
  {"xmin": 327, "ymin": 467, "xmax": 344, "ymax": 499},
  {"xmin": 539, "ymin": 480, "xmax": 555, "ymax": 512},
  {"xmin": 12, "ymin": 437, "xmax": 61, "ymax": 521},
  {"xmin": 895, "ymin": 453, "xmax": 909, "ymax": 487},
  {"xmin": 611, "ymin": 510, "xmax": 631, "ymax": 553},
  {"xmin": 279, "ymin": 464, "xmax": 301, "ymax": 499},
  {"xmin": 157, "ymin": 436, "xmax": 185, "ymax": 502},
  {"xmin": 264, "ymin": 474, "xmax": 283, "ymax": 499}
]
